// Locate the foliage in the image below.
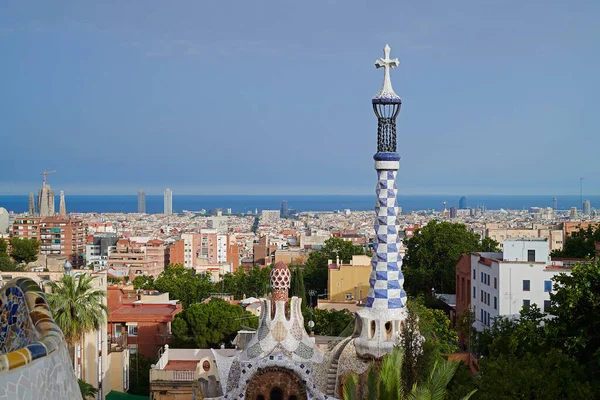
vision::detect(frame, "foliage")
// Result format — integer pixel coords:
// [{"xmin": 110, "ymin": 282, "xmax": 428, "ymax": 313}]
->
[
  {"xmin": 129, "ymin": 353, "xmax": 154, "ymax": 396},
  {"xmin": 410, "ymin": 298, "xmax": 459, "ymax": 355},
  {"xmin": 0, "ymin": 256, "xmax": 23, "ymax": 272},
  {"xmin": 551, "ymin": 224, "xmax": 600, "ymax": 258},
  {"xmin": 311, "ymin": 308, "xmax": 354, "ymax": 336},
  {"xmin": 0, "ymin": 240, "xmax": 7, "ymax": 257},
  {"xmin": 171, "ymin": 298, "xmax": 258, "ymax": 348},
  {"xmin": 132, "ymin": 275, "xmax": 155, "ymax": 290},
  {"xmin": 303, "ymin": 237, "xmax": 365, "ymax": 295},
  {"xmin": 403, "ymin": 220, "xmax": 499, "ymax": 295},
  {"xmin": 107, "ymin": 276, "xmax": 123, "ymax": 285},
  {"xmin": 46, "ymin": 274, "xmax": 108, "ymax": 349},
  {"xmin": 289, "ymin": 265, "xmax": 307, "ymax": 306},
  {"xmin": 343, "ymin": 347, "xmax": 475, "ymax": 400},
  {"xmin": 547, "ymin": 260, "xmax": 600, "ymax": 372},
  {"xmin": 77, "ymin": 379, "xmax": 98, "ymax": 399},
  {"xmin": 139, "ymin": 264, "xmax": 214, "ymax": 308},
  {"xmin": 219, "ymin": 266, "xmax": 271, "ymax": 300},
  {"xmin": 9, "ymin": 237, "xmax": 40, "ymax": 264}
]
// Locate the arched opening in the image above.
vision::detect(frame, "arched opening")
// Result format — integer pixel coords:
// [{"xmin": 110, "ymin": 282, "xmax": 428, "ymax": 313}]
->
[
  {"xmin": 270, "ymin": 388, "xmax": 283, "ymax": 400},
  {"xmin": 369, "ymin": 320, "xmax": 376, "ymax": 338}
]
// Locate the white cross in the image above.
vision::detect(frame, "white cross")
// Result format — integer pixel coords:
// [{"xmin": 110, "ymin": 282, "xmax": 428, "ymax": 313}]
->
[{"xmin": 375, "ymin": 44, "xmax": 399, "ymax": 96}]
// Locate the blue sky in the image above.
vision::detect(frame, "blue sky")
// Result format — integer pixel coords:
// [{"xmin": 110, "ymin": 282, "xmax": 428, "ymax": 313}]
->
[{"xmin": 1, "ymin": 0, "xmax": 598, "ymax": 195}]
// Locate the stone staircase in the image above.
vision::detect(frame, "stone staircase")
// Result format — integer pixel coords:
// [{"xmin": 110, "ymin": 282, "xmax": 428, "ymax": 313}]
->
[{"xmin": 325, "ymin": 358, "xmax": 340, "ymax": 396}]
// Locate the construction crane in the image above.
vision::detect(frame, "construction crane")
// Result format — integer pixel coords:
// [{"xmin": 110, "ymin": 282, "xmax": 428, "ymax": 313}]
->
[{"xmin": 41, "ymin": 170, "xmax": 56, "ymax": 187}]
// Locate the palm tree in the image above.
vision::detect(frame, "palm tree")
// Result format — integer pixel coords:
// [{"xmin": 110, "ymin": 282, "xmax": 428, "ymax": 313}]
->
[
  {"xmin": 46, "ymin": 273, "xmax": 108, "ymax": 370},
  {"xmin": 343, "ymin": 347, "xmax": 476, "ymax": 400},
  {"xmin": 77, "ymin": 379, "xmax": 99, "ymax": 399}
]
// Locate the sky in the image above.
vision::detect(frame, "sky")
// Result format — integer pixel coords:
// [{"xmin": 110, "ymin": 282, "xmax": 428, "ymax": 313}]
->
[{"xmin": 0, "ymin": 0, "xmax": 599, "ymax": 196}]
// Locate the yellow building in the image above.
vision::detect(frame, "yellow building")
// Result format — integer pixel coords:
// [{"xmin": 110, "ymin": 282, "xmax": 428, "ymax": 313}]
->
[{"xmin": 327, "ymin": 255, "xmax": 372, "ymax": 302}]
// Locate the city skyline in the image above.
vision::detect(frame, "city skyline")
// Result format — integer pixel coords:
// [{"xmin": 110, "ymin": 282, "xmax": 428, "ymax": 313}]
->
[{"xmin": 1, "ymin": 1, "xmax": 599, "ymax": 195}]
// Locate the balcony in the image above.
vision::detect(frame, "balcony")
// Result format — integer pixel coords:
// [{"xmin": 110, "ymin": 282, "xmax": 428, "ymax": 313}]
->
[
  {"xmin": 150, "ymin": 369, "xmax": 197, "ymax": 382},
  {"xmin": 108, "ymin": 334, "xmax": 128, "ymax": 354}
]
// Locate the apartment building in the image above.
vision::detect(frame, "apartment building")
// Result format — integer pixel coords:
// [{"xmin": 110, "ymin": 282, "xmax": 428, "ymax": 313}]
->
[
  {"xmin": 485, "ymin": 223, "xmax": 564, "ymax": 252},
  {"xmin": 107, "ymin": 238, "xmax": 169, "ymax": 278},
  {"xmin": 463, "ymin": 238, "xmax": 572, "ymax": 332},
  {"xmin": 12, "ymin": 216, "xmax": 86, "ymax": 267}
]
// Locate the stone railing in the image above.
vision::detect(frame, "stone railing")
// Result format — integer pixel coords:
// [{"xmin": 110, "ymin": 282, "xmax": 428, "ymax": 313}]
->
[
  {"xmin": 0, "ymin": 278, "xmax": 82, "ymax": 399},
  {"xmin": 150, "ymin": 369, "xmax": 197, "ymax": 382}
]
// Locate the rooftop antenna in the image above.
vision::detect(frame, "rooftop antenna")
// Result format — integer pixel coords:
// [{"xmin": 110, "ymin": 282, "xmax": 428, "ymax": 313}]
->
[{"xmin": 41, "ymin": 170, "xmax": 56, "ymax": 187}]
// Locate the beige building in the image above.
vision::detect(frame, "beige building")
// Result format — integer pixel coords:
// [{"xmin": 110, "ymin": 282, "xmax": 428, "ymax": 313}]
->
[
  {"xmin": 274, "ymin": 248, "xmax": 310, "ymax": 265},
  {"xmin": 485, "ymin": 223, "xmax": 564, "ymax": 252},
  {"xmin": 327, "ymin": 255, "xmax": 372, "ymax": 303}
]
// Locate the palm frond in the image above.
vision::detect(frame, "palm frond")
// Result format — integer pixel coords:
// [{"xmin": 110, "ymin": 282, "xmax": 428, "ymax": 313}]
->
[
  {"xmin": 367, "ymin": 363, "xmax": 378, "ymax": 400},
  {"xmin": 379, "ymin": 347, "xmax": 403, "ymax": 400},
  {"xmin": 426, "ymin": 361, "xmax": 459, "ymax": 400},
  {"xmin": 343, "ymin": 373, "xmax": 359, "ymax": 400},
  {"xmin": 460, "ymin": 389, "xmax": 477, "ymax": 400}
]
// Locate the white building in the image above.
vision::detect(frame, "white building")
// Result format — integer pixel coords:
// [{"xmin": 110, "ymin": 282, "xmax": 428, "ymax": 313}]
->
[
  {"xmin": 470, "ymin": 238, "xmax": 571, "ymax": 331},
  {"xmin": 260, "ymin": 210, "xmax": 280, "ymax": 225},
  {"xmin": 164, "ymin": 188, "xmax": 173, "ymax": 215},
  {"xmin": 0, "ymin": 207, "xmax": 8, "ymax": 233},
  {"xmin": 217, "ymin": 234, "xmax": 228, "ymax": 263}
]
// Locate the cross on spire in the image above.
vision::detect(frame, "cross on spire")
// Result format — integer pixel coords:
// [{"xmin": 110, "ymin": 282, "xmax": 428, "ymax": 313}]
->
[{"xmin": 373, "ymin": 44, "xmax": 400, "ymax": 101}]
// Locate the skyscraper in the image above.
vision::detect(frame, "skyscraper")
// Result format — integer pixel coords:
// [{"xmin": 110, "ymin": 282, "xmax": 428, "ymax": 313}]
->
[
  {"xmin": 583, "ymin": 199, "xmax": 591, "ymax": 215},
  {"xmin": 459, "ymin": 196, "xmax": 468, "ymax": 210},
  {"xmin": 553, "ymin": 196, "xmax": 557, "ymax": 211},
  {"xmin": 138, "ymin": 189, "xmax": 146, "ymax": 214},
  {"xmin": 280, "ymin": 200, "xmax": 288, "ymax": 218},
  {"xmin": 28, "ymin": 192, "xmax": 35, "ymax": 215},
  {"xmin": 164, "ymin": 188, "xmax": 173, "ymax": 215},
  {"xmin": 354, "ymin": 45, "xmax": 407, "ymax": 359},
  {"xmin": 59, "ymin": 191, "xmax": 67, "ymax": 217}
]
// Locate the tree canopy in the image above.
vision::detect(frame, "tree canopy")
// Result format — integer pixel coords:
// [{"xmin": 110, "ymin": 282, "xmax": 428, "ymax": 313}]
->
[
  {"xmin": 220, "ymin": 266, "xmax": 271, "ymax": 300},
  {"xmin": 551, "ymin": 224, "xmax": 600, "ymax": 258},
  {"xmin": 171, "ymin": 298, "xmax": 257, "ymax": 348},
  {"xmin": 9, "ymin": 237, "xmax": 40, "ymax": 264},
  {"xmin": 311, "ymin": 308, "xmax": 354, "ymax": 337},
  {"xmin": 403, "ymin": 220, "xmax": 499, "ymax": 295}
]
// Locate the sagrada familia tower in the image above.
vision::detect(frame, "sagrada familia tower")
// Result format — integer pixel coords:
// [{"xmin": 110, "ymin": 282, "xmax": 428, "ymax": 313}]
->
[{"xmin": 210, "ymin": 44, "xmax": 408, "ymax": 400}]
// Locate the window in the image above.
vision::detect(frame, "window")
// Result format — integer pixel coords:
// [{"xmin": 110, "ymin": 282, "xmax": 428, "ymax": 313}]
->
[
  {"xmin": 523, "ymin": 299, "xmax": 530, "ymax": 310},
  {"xmin": 473, "ymin": 269, "xmax": 476, "ymax": 279},
  {"xmin": 494, "ymin": 277, "xmax": 497, "ymax": 289},
  {"xmin": 481, "ymin": 272, "xmax": 484, "ymax": 283},
  {"xmin": 473, "ymin": 286, "xmax": 476, "ymax": 298},
  {"xmin": 523, "ymin": 280, "xmax": 530, "ymax": 291},
  {"xmin": 127, "ymin": 325, "xmax": 138, "ymax": 336},
  {"xmin": 481, "ymin": 290, "xmax": 484, "ymax": 301},
  {"xmin": 487, "ymin": 293, "xmax": 490, "ymax": 306},
  {"xmin": 544, "ymin": 280, "xmax": 552, "ymax": 292},
  {"xmin": 494, "ymin": 296, "xmax": 497, "ymax": 310},
  {"xmin": 544, "ymin": 300, "xmax": 551, "ymax": 313},
  {"xmin": 527, "ymin": 249, "xmax": 535, "ymax": 262}
]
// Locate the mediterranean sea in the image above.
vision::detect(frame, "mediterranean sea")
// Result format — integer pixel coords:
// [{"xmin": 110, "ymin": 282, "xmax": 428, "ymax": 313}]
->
[{"xmin": 0, "ymin": 195, "xmax": 598, "ymax": 214}]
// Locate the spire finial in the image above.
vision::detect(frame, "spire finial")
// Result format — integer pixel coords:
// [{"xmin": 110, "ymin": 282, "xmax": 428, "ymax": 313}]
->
[{"xmin": 373, "ymin": 44, "xmax": 401, "ymax": 103}]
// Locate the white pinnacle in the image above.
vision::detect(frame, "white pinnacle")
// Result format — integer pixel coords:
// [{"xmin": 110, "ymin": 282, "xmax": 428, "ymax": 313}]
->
[{"xmin": 374, "ymin": 44, "xmax": 400, "ymax": 100}]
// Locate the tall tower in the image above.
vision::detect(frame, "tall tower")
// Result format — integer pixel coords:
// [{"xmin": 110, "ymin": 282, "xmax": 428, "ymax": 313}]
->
[
  {"xmin": 28, "ymin": 192, "xmax": 36, "ymax": 215},
  {"xmin": 583, "ymin": 199, "xmax": 591, "ymax": 215},
  {"xmin": 553, "ymin": 196, "xmax": 557, "ymax": 211},
  {"xmin": 59, "ymin": 191, "xmax": 67, "ymax": 217},
  {"xmin": 164, "ymin": 188, "xmax": 173, "ymax": 215},
  {"xmin": 354, "ymin": 45, "xmax": 408, "ymax": 359},
  {"xmin": 138, "ymin": 189, "xmax": 146, "ymax": 214}
]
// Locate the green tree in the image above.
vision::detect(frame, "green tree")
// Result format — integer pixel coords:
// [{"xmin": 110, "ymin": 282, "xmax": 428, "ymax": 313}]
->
[
  {"xmin": 0, "ymin": 256, "xmax": 22, "ymax": 272},
  {"xmin": 343, "ymin": 347, "xmax": 476, "ymax": 400},
  {"xmin": 46, "ymin": 274, "xmax": 108, "ymax": 367},
  {"xmin": 311, "ymin": 308, "xmax": 354, "ymax": 336},
  {"xmin": 403, "ymin": 221, "xmax": 498, "ymax": 295},
  {"xmin": 551, "ymin": 225, "xmax": 600, "ymax": 258},
  {"xmin": 171, "ymin": 298, "xmax": 258, "ymax": 348},
  {"xmin": 290, "ymin": 265, "xmax": 307, "ymax": 306},
  {"xmin": 77, "ymin": 379, "xmax": 98, "ymax": 399},
  {"xmin": 9, "ymin": 237, "xmax": 40, "ymax": 264},
  {"xmin": 547, "ymin": 260, "xmax": 600, "ymax": 373},
  {"xmin": 151, "ymin": 264, "xmax": 213, "ymax": 308},
  {"xmin": 132, "ymin": 275, "xmax": 155, "ymax": 290},
  {"xmin": 129, "ymin": 353, "xmax": 154, "ymax": 396},
  {"xmin": 220, "ymin": 266, "xmax": 271, "ymax": 300},
  {"xmin": 0, "ymin": 239, "xmax": 8, "ymax": 257}
]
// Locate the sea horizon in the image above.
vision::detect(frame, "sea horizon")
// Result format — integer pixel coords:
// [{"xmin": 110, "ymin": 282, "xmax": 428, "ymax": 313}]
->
[{"xmin": 1, "ymin": 194, "xmax": 598, "ymax": 215}]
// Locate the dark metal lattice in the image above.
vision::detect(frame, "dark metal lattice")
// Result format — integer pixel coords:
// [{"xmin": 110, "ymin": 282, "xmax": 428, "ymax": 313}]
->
[{"xmin": 373, "ymin": 103, "xmax": 401, "ymax": 153}]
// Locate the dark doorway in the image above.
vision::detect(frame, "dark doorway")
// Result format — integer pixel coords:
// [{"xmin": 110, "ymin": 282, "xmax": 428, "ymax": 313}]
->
[{"xmin": 270, "ymin": 388, "xmax": 283, "ymax": 400}]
